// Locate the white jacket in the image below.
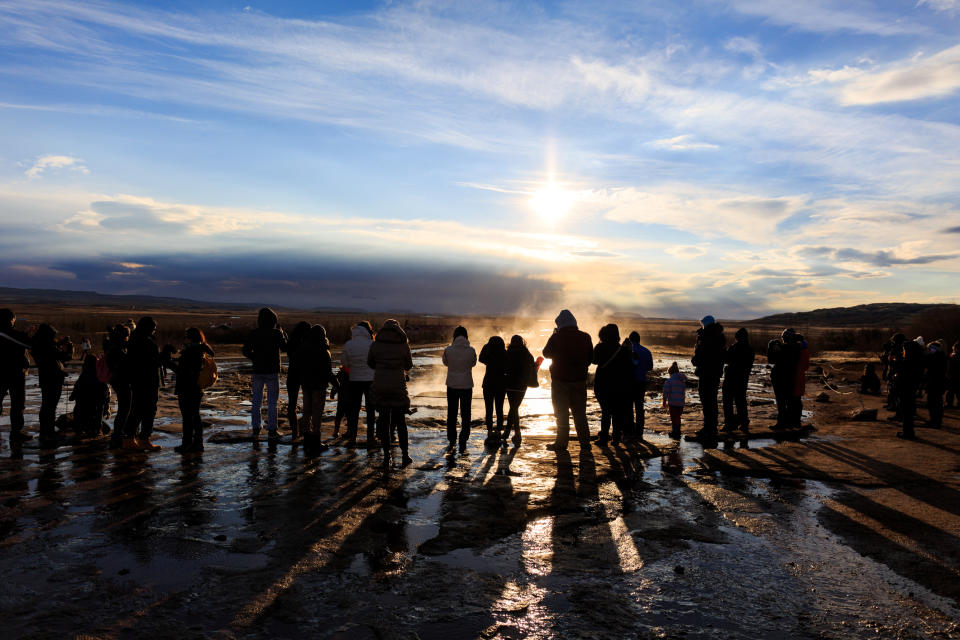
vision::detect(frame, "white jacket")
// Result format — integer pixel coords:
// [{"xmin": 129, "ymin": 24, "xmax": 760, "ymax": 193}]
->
[
  {"xmin": 442, "ymin": 335, "xmax": 477, "ymax": 389},
  {"xmin": 341, "ymin": 326, "xmax": 375, "ymax": 382}
]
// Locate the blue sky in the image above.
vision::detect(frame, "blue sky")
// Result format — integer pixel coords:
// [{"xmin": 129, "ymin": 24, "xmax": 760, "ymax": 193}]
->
[{"xmin": 1, "ymin": 0, "xmax": 959, "ymax": 318}]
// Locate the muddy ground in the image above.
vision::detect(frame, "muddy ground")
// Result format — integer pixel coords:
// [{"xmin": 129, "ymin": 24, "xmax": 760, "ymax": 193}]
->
[{"xmin": 1, "ymin": 346, "xmax": 958, "ymax": 639}]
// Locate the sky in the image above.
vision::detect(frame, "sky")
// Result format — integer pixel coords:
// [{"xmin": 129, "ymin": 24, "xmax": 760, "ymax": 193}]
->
[{"xmin": 1, "ymin": 0, "xmax": 960, "ymax": 318}]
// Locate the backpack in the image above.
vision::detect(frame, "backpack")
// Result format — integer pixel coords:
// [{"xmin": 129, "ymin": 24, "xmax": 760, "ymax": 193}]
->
[
  {"xmin": 198, "ymin": 353, "xmax": 218, "ymax": 389},
  {"xmin": 95, "ymin": 355, "xmax": 112, "ymax": 384}
]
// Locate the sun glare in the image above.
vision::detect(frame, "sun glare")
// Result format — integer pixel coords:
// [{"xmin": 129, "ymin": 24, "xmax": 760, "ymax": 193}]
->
[{"xmin": 529, "ymin": 183, "xmax": 575, "ymax": 222}]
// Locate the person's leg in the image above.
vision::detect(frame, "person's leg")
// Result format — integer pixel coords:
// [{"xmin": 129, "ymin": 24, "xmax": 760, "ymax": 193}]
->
[
  {"xmin": 286, "ymin": 375, "xmax": 300, "ymax": 437},
  {"xmin": 8, "ymin": 374, "xmax": 27, "ymax": 439},
  {"xmin": 458, "ymin": 388, "xmax": 472, "ymax": 451},
  {"xmin": 394, "ymin": 409, "xmax": 410, "ymax": 464},
  {"xmin": 446, "ymin": 387, "xmax": 458, "ymax": 445},
  {"xmin": 669, "ymin": 405, "xmax": 683, "ymax": 436},
  {"xmin": 700, "ymin": 377, "xmax": 719, "ymax": 436},
  {"xmin": 634, "ymin": 381, "xmax": 647, "ymax": 436},
  {"xmin": 722, "ymin": 379, "xmax": 736, "ymax": 432},
  {"xmin": 596, "ymin": 389, "xmax": 611, "ymax": 442},
  {"xmin": 38, "ymin": 381, "xmax": 62, "ymax": 442},
  {"xmin": 302, "ymin": 387, "xmax": 315, "ymax": 435},
  {"xmin": 250, "ymin": 374, "xmax": 264, "ymax": 434},
  {"xmin": 266, "ymin": 374, "xmax": 280, "ymax": 434},
  {"xmin": 363, "ymin": 383, "xmax": 376, "ymax": 445},
  {"xmin": 311, "ymin": 388, "xmax": 326, "ymax": 440},
  {"xmin": 483, "ymin": 387, "xmax": 494, "ymax": 434},
  {"xmin": 191, "ymin": 391, "xmax": 204, "ymax": 450},
  {"xmin": 377, "ymin": 406, "xmax": 391, "ymax": 460},
  {"xmin": 506, "ymin": 389, "xmax": 525, "ymax": 443},
  {"xmin": 139, "ymin": 388, "xmax": 158, "ymax": 439},
  {"xmin": 110, "ymin": 382, "xmax": 130, "ymax": 446},
  {"xmin": 570, "ymin": 380, "xmax": 589, "ymax": 445},
  {"xmin": 177, "ymin": 393, "xmax": 193, "ymax": 450},
  {"xmin": 552, "ymin": 380, "xmax": 571, "ymax": 449},
  {"xmin": 736, "ymin": 381, "xmax": 749, "ymax": 432},
  {"xmin": 495, "ymin": 387, "xmax": 505, "ymax": 433},
  {"xmin": 125, "ymin": 387, "xmax": 142, "ymax": 440}
]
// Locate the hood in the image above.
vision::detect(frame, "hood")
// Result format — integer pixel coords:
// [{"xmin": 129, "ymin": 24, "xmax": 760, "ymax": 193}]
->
[
  {"xmin": 377, "ymin": 322, "xmax": 407, "ymax": 344},
  {"xmin": 702, "ymin": 322, "xmax": 724, "ymax": 338},
  {"xmin": 452, "ymin": 335, "xmax": 470, "ymax": 347},
  {"xmin": 555, "ymin": 309, "xmax": 577, "ymax": 329},
  {"xmin": 351, "ymin": 325, "xmax": 373, "ymax": 340},
  {"xmin": 735, "ymin": 327, "xmax": 749, "ymax": 342},
  {"xmin": 257, "ymin": 307, "xmax": 279, "ymax": 329}
]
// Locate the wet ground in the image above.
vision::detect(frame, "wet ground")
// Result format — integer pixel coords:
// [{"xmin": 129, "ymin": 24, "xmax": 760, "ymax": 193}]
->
[{"xmin": 1, "ymin": 347, "xmax": 959, "ymax": 639}]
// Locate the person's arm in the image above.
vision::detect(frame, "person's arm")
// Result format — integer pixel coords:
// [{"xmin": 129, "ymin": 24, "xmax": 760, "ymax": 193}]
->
[
  {"xmin": 470, "ymin": 347, "xmax": 477, "ymax": 367},
  {"xmin": 542, "ymin": 333, "xmax": 556, "ymax": 359},
  {"xmin": 242, "ymin": 332, "xmax": 254, "ymax": 360},
  {"xmin": 366, "ymin": 346, "xmax": 376, "ymax": 370},
  {"xmin": 403, "ymin": 345, "xmax": 413, "ymax": 371},
  {"xmin": 442, "ymin": 347, "xmax": 449, "ymax": 366},
  {"xmin": 478, "ymin": 344, "xmax": 489, "ymax": 365}
]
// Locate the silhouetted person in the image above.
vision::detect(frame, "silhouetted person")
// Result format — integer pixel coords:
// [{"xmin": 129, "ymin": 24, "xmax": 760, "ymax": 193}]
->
[
  {"xmin": 789, "ymin": 333, "xmax": 810, "ymax": 429},
  {"xmin": 125, "ymin": 317, "xmax": 162, "ymax": 451},
  {"xmin": 103, "ymin": 324, "xmax": 131, "ymax": 448},
  {"xmin": 242, "ymin": 307, "xmax": 288, "ymax": 440},
  {"xmin": 925, "ymin": 340, "xmax": 948, "ymax": 429},
  {"xmin": 860, "ymin": 363, "xmax": 881, "ymax": 395},
  {"xmin": 661, "ymin": 362, "xmax": 687, "ymax": 439},
  {"xmin": 768, "ymin": 328, "xmax": 798, "ymax": 429},
  {"xmin": 164, "ymin": 328, "xmax": 214, "ymax": 453},
  {"xmin": 341, "ymin": 321, "xmax": 376, "ymax": 446},
  {"xmin": 31, "ymin": 323, "xmax": 72, "ymax": 448},
  {"xmin": 367, "ymin": 319, "xmax": 413, "ymax": 467},
  {"xmin": 690, "ymin": 315, "xmax": 725, "ymax": 442},
  {"xmin": 722, "ymin": 327, "xmax": 754, "ymax": 434},
  {"xmin": 298, "ymin": 324, "xmax": 337, "ymax": 448},
  {"xmin": 542, "ymin": 310, "xmax": 593, "ymax": 452},
  {"xmin": 443, "ymin": 325, "xmax": 477, "ymax": 454},
  {"xmin": 0, "ymin": 308, "xmax": 32, "ymax": 445},
  {"xmin": 503, "ymin": 335, "xmax": 536, "ymax": 446},
  {"xmin": 70, "ymin": 353, "xmax": 109, "ymax": 438},
  {"xmin": 479, "ymin": 335, "xmax": 507, "ymax": 446},
  {"xmin": 884, "ymin": 333, "xmax": 906, "ymax": 413},
  {"xmin": 897, "ymin": 337, "xmax": 926, "ymax": 439},
  {"xmin": 947, "ymin": 341, "xmax": 960, "ymax": 408},
  {"xmin": 284, "ymin": 321, "xmax": 311, "ymax": 439},
  {"xmin": 332, "ymin": 366, "xmax": 348, "ymax": 437},
  {"xmin": 628, "ymin": 331, "xmax": 653, "ymax": 438},
  {"xmin": 592, "ymin": 323, "xmax": 633, "ymax": 446}
]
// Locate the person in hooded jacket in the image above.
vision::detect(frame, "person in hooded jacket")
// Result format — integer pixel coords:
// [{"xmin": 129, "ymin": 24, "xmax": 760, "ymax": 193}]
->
[
  {"xmin": 502, "ymin": 335, "xmax": 536, "ymax": 446},
  {"xmin": 690, "ymin": 315, "xmax": 725, "ymax": 441},
  {"xmin": 947, "ymin": 342, "xmax": 960, "ymax": 408},
  {"xmin": 242, "ymin": 307, "xmax": 288, "ymax": 439},
  {"xmin": 443, "ymin": 326, "xmax": 477, "ymax": 453},
  {"xmin": 164, "ymin": 328, "xmax": 215, "ymax": 453},
  {"xmin": 897, "ymin": 338, "xmax": 926, "ymax": 439},
  {"xmin": 31, "ymin": 323, "xmax": 73, "ymax": 447},
  {"xmin": 70, "ymin": 353, "xmax": 110, "ymax": 438},
  {"xmin": 592, "ymin": 324, "xmax": 634, "ymax": 446},
  {"xmin": 479, "ymin": 336, "xmax": 507, "ymax": 446},
  {"xmin": 789, "ymin": 334, "xmax": 810, "ymax": 429},
  {"xmin": 125, "ymin": 317, "xmax": 163, "ymax": 451},
  {"xmin": 298, "ymin": 324, "xmax": 337, "ymax": 448},
  {"xmin": 104, "ymin": 324, "xmax": 132, "ymax": 449},
  {"xmin": 768, "ymin": 329, "xmax": 799, "ymax": 429},
  {"xmin": 885, "ymin": 333, "xmax": 906, "ymax": 413},
  {"xmin": 367, "ymin": 319, "xmax": 413, "ymax": 467},
  {"xmin": 628, "ymin": 331, "xmax": 654, "ymax": 438},
  {"xmin": 722, "ymin": 327, "xmax": 754, "ymax": 434},
  {"xmin": 925, "ymin": 340, "xmax": 948, "ymax": 429},
  {"xmin": 542, "ymin": 309, "xmax": 593, "ymax": 452},
  {"xmin": 284, "ymin": 321, "xmax": 311, "ymax": 440},
  {"xmin": 0, "ymin": 309, "xmax": 32, "ymax": 445},
  {"xmin": 341, "ymin": 321, "xmax": 377, "ymax": 447}
]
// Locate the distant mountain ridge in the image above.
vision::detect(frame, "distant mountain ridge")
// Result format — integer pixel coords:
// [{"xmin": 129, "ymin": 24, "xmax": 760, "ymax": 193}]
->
[
  {"xmin": 0, "ymin": 287, "xmax": 251, "ymax": 310},
  {"xmin": 749, "ymin": 303, "xmax": 959, "ymax": 328}
]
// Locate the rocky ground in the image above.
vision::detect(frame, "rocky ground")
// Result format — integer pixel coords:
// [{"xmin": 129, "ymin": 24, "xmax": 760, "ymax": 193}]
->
[{"xmin": 0, "ymin": 347, "xmax": 958, "ymax": 639}]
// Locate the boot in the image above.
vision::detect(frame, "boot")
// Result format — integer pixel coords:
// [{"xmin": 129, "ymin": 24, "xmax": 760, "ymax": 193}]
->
[
  {"xmin": 122, "ymin": 437, "xmax": 141, "ymax": 451},
  {"xmin": 139, "ymin": 437, "xmax": 161, "ymax": 451}
]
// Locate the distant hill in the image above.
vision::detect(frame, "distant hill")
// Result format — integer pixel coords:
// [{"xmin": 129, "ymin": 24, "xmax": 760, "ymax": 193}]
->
[
  {"xmin": 748, "ymin": 303, "xmax": 960, "ymax": 328},
  {"xmin": 0, "ymin": 287, "xmax": 253, "ymax": 311}
]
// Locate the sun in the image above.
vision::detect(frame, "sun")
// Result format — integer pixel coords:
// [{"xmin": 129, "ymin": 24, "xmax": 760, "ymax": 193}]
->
[{"xmin": 529, "ymin": 183, "xmax": 575, "ymax": 222}]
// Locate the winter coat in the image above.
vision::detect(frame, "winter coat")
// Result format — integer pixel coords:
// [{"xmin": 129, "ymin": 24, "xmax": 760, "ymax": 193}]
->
[
  {"xmin": 128, "ymin": 332, "xmax": 163, "ymax": 389},
  {"xmin": 70, "ymin": 367, "xmax": 109, "ymax": 428},
  {"xmin": 692, "ymin": 323, "xmax": 726, "ymax": 381},
  {"xmin": 899, "ymin": 341, "xmax": 926, "ymax": 391},
  {"xmin": 662, "ymin": 372, "xmax": 687, "ymax": 407},
  {"xmin": 543, "ymin": 327, "xmax": 593, "ymax": 383},
  {"xmin": 104, "ymin": 341, "xmax": 130, "ymax": 386},
  {"xmin": 243, "ymin": 327, "xmax": 288, "ymax": 375},
  {"xmin": 166, "ymin": 342, "xmax": 214, "ymax": 395},
  {"xmin": 31, "ymin": 339, "xmax": 71, "ymax": 386},
  {"xmin": 768, "ymin": 339, "xmax": 798, "ymax": 391},
  {"xmin": 298, "ymin": 333, "xmax": 335, "ymax": 391},
  {"xmin": 478, "ymin": 342, "xmax": 507, "ymax": 391},
  {"xmin": 948, "ymin": 351, "xmax": 960, "ymax": 382},
  {"xmin": 592, "ymin": 340, "xmax": 633, "ymax": 394},
  {"xmin": 926, "ymin": 348, "xmax": 948, "ymax": 390},
  {"xmin": 285, "ymin": 326, "xmax": 310, "ymax": 382},
  {"xmin": 504, "ymin": 345, "xmax": 536, "ymax": 391},
  {"xmin": 723, "ymin": 339, "xmax": 755, "ymax": 383},
  {"xmin": 631, "ymin": 342, "xmax": 654, "ymax": 382},
  {"xmin": 0, "ymin": 326, "xmax": 30, "ymax": 378},
  {"xmin": 442, "ymin": 335, "xmax": 477, "ymax": 389},
  {"xmin": 794, "ymin": 340, "xmax": 810, "ymax": 397},
  {"xmin": 341, "ymin": 326, "xmax": 375, "ymax": 382},
  {"xmin": 367, "ymin": 323, "xmax": 413, "ymax": 408}
]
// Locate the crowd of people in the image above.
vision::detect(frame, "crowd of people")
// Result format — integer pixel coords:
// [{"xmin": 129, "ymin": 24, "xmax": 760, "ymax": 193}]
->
[{"xmin": 1, "ymin": 306, "xmax": 957, "ymax": 459}]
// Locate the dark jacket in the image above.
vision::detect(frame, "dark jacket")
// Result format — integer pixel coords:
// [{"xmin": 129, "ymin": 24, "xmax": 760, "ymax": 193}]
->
[
  {"xmin": 926, "ymin": 348, "xmax": 948, "ymax": 390},
  {"xmin": 504, "ymin": 344, "xmax": 536, "ymax": 391},
  {"xmin": 285, "ymin": 322, "xmax": 311, "ymax": 382},
  {"xmin": 768, "ymin": 339, "xmax": 798, "ymax": 390},
  {"xmin": 692, "ymin": 323, "xmax": 726, "ymax": 380},
  {"xmin": 367, "ymin": 323, "xmax": 413, "ymax": 408},
  {"xmin": 298, "ymin": 329, "xmax": 334, "ymax": 391},
  {"xmin": 543, "ymin": 327, "xmax": 593, "ymax": 383},
  {"xmin": 899, "ymin": 341, "xmax": 926, "ymax": 391},
  {"xmin": 243, "ymin": 327, "xmax": 288, "ymax": 375},
  {"xmin": 631, "ymin": 342, "xmax": 654, "ymax": 382},
  {"xmin": 166, "ymin": 342, "xmax": 215, "ymax": 395},
  {"xmin": 479, "ymin": 342, "xmax": 507, "ymax": 390},
  {"xmin": 723, "ymin": 337, "xmax": 755, "ymax": 383},
  {"xmin": 592, "ymin": 340, "xmax": 633, "ymax": 393},
  {"xmin": 128, "ymin": 331, "xmax": 163, "ymax": 388},
  {"xmin": 0, "ymin": 325, "xmax": 31, "ymax": 378},
  {"xmin": 70, "ymin": 364, "xmax": 110, "ymax": 429},
  {"xmin": 31, "ymin": 337, "xmax": 71, "ymax": 387},
  {"xmin": 104, "ymin": 340, "xmax": 130, "ymax": 387}
]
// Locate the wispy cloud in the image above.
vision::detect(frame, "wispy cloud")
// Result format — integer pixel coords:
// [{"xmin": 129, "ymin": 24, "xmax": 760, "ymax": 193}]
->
[
  {"xmin": 25, "ymin": 154, "xmax": 89, "ymax": 179},
  {"xmin": 725, "ymin": 0, "xmax": 926, "ymax": 35},
  {"xmin": 650, "ymin": 135, "xmax": 719, "ymax": 151}
]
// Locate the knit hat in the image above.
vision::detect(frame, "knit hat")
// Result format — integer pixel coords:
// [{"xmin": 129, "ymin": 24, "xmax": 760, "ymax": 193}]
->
[{"xmin": 700, "ymin": 315, "xmax": 715, "ymax": 327}]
